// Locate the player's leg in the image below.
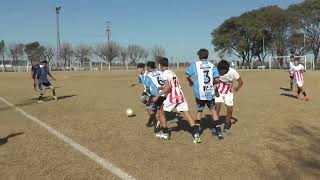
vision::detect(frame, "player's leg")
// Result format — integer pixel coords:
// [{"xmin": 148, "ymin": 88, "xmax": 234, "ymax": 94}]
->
[
  {"xmin": 224, "ymin": 93, "xmax": 234, "ymax": 134},
  {"xmin": 290, "ymin": 76, "xmax": 294, "ymax": 91},
  {"xmin": 140, "ymin": 92, "xmax": 149, "ymax": 105},
  {"xmin": 208, "ymin": 99, "xmax": 223, "ymax": 139},
  {"xmin": 177, "ymin": 101, "xmax": 202, "ymax": 144},
  {"xmin": 146, "ymin": 96, "xmax": 157, "ymax": 127},
  {"xmin": 156, "ymin": 99, "xmax": 172, "ymax": 140},
  {"xmin": 195, "ymin": 98, "xmax": 205, "ymax": 129},
  {"xmin": 299, "ymin": 85, "xmax": 309, "ymax": 101},
  {"xmin": 38, "ymin": 84, "xmax": 45, "ymax": 102}
]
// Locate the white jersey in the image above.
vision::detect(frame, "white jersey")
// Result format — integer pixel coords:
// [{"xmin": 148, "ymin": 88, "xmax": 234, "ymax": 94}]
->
[
  {"xmin": 161, "ymin": 69, "xmax": 185, "ymax": 104},
  {"xmin": 217, "ymin": 68, "xmax": 240, "ymax": 94},
  {"xmin": 195, "ymin": 61, "xmax": 215, "ymax": 100},
  {"xmin": 138, "ymin": 72, "xmax": 148, "ymax": 92},
  {"xmin": 290, "ymin": 64, "xmax": 304, "ymax": 82}
]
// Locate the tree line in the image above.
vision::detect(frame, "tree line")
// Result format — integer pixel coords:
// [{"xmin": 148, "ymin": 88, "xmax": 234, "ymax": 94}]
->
[
  {"xmin": 212, "ymin": 0, "xmax": 320, "ymax": 67},
  {"xmin": 0, "ymin": 40, "xmax": 166, "ymax": 71}
]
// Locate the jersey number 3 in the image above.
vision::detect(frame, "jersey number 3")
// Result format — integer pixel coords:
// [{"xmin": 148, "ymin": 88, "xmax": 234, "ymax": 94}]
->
[{"xmin": 203, "ymin": 70, "xmax": 211, "ymax": 84}]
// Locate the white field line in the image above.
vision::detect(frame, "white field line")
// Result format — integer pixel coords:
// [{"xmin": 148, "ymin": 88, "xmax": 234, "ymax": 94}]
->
[{"xmin": 0, "ymin": 97, "xmax": 136, "ymax": 180}]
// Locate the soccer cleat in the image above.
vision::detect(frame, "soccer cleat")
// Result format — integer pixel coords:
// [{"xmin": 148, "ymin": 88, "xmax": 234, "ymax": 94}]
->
[
  {"xmin": 155, "ymin": 131, "xmax": 169, "ymax": 140},
  {"xmin": 145, "ymin": 120, "xmax": 154, "ymax": 128},
  {"xmin": 193, "ymin": 133, "xmax": 202, "ymax": 144},
  {"xmin": 53, "ymin": 96, "xmax": 58, "ymax": 101},
  {"xmin": 37, "ymin": 100, "xmax": 44, "ymax": 103}
]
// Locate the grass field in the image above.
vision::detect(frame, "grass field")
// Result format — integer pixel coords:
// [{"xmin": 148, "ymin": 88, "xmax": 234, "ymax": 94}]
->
[{"xmin": 0, "ymin": 70, "xmax": 319, "ymax": 180}]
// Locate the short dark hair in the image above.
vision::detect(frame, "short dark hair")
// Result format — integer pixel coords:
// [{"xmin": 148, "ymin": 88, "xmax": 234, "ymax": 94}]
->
[
  {"xmin": 136, "ymin": 63, "xmax": 145, "ymax": 68},
  {"xmin": 158, "ymin": 57, "xmax": 169, "ymax": 67},
  {"xmin": 290, "ymin": 55, "xmax": 295, "ymax": 59},
  {"xmin": 197, "ymin": 48, "xmax": 209, "ymax": 59},
  {"xmin": 217, "ymin": 60, "xmax": 230, "ymax": 71},
  {"xmin": 146, "ymin": 61, "xmax": 156, "ymax": 69},
  {"xmin": 41, "ymin": 60, "xmax": 48, "ymax": 64},
  {"xmin": 294, "ymin": 57, "xmax": 300, "ymax": 62}
]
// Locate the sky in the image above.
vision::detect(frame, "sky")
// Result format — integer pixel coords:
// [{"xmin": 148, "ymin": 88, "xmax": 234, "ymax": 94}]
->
[{"xmin": 0, "ymin": 0, "xmax": 304, "ymax": 62}]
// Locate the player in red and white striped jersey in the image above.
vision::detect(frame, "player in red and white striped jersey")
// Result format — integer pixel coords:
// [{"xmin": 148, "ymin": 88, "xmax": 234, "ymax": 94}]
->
[
  {"xmin": 290, "ymin": 58, "xmax": 309, "ymax": 101},
  {"xmin": 215, "ymin": 60, "xmax": 243, "ymax": 134},
  {"xmin": 152, "ymin": 57, "xmax": 202, "ymax": 144}
]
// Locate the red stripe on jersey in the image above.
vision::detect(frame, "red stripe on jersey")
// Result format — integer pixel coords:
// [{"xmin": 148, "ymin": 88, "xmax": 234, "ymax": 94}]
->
[
  {"xmin": 218, "ymin": 82, "xmax": 232, "ymax": 94},
  {"xmin": 294, "ymin": 71, "xmax": 303, "ymax": 82}
]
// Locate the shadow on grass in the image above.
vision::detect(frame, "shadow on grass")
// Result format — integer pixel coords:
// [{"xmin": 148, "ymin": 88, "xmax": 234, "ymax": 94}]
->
[
  {"xmin": 0, "ymin": 132, "xmax": 24, "ymax": 146},
  {"xmin": 280, "ymin": 93, "xmax": 297, "ymax": 99},
  {"xmin": 29, "ymin": 94, "xmax": 77, "ymax": 102},
  {"xmin": 280, "ymin": 87, "xmax": 292, "ymax": 91}
]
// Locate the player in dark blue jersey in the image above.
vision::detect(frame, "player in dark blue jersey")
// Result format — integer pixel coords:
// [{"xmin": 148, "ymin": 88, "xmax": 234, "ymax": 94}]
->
[{"xmin": 36, "ymin": 60, "xmax": 57, "ymax": 102}]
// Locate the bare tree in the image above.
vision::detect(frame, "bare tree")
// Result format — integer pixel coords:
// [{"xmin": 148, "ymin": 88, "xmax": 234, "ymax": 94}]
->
[
  {"xmin": 142, "ymin": 48, "xmax": 149, "ymax": 62},
  {"xmin": 75, "ymin": 44, "xmax": 92, "ymax": 68},
  {"xmin": 44, "ymin": 45, "xmax": 55, "ymax": 63},
  {"xmin": 127, "ymin": 44, "xmax": 144, "ymax": 64},
  {"xmin": 151, "ymin": 45, "xmax": 166, "ymax": 61},
  {"xmin": 0, "ymin": 40, "xmax": 6, "ymax": 71},
  {"xmin": 119, "ymin": 47, "xmax": 128, "ymax": 65},
  {"xmin": 60, "ymin": 43, "xmax": 74, "ymax": 67},
  {"xmin": 9, "ymin": 43, "xmax": 24, "ymax": 70},
  {"xmin": 24, "ymin": 41, "xmax": 45, "ymax": 65},
  {"xmin": 94, "ymin": 41, "xmax": 120, "ymax": 64}
]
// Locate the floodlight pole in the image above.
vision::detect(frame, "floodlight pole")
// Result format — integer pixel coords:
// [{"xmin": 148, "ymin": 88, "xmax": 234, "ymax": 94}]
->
[
  {"xmin": 56, "ymin": 6, "xmax": 61, "ymax": 68},
  {"xmin": 106, "ymin": 21, "xmax": 111, "ymax": 43}
]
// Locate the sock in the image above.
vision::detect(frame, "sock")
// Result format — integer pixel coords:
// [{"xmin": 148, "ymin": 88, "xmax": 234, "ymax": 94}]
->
[
  {"xmin": 160, "ymin": 127, "xmax": 168, "ymax": 134},
  {"xmin": 290, "ymin": 82, "xmax": 293, "ymax": 90},
  {"xmin": 52, "ymin": 89, "xmax": 56, "ymax": 96},
  {"xmin": 191, "ymin": 125, "xmax": 200, "ymax": 136},
  {"xmin": 302, "ymin": 91, "xmax": 307, "ymax": 97},
  {"xmin": 195, "ymin": 120, "xmax": 201, "ymax": 126},
  {"xmin": 215, "ymin": 124, "xmax": 222, "ymax": 132},
  {"xmin": 297, "ymin": 88, "xmax": 302, "ymax": 95},
  {"xmin": 38, "ymin": 94, "xmax": 43, "ymax": 100}
]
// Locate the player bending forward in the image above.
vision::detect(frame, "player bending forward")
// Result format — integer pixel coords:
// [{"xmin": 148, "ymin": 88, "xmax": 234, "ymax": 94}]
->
[
  {"xmin": 36, "ymin": 60, "xmax": 57, "ymax": 102},
  {"xmin": 133, "ymin": 63, "xmax": 150, "ymax": 105},
  {"xmin": 215, "ymin": 60, "xmax": 243, "ymax": 134},
  {"xmin": 290, "ymin": 58, "xmax": 309, "ymax": 101},
  {"xmin": 152, "ymin": 57, "xmax": 202, "ymax": 144},
  {"xmin": 186, "ymin": 48, "xmax": 223, "ymax": 139},
  {"xmin": 144, "ymin": 61, "xmax": 166, "ymax": 128}
]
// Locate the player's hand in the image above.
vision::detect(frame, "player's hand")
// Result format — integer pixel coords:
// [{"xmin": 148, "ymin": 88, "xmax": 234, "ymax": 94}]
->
[
  {"xmin": 152, "ymin": 95, "xmax": 159, "ymax": 102},
  {"xmin": 188, "ymin": 81, "xmax": 193, "ymax": 87}
]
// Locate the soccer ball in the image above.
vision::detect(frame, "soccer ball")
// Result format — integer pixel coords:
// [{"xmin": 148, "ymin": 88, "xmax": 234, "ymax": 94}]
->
[{"xmin": 126, "ymin": 108, "xmax": 134, "ymax": 117}]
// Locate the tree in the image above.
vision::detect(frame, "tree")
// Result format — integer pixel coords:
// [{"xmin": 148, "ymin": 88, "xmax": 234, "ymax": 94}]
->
[
  {"xmin": 44, "ymin": 45, "xmax": 55, "ymax": 63},
  {"xmin": 0, "ymin": 40, "xmax": 7, "ymax": 71},
  {"xmin": 74, "ymin": 44, "xmax": 91, "ymax": 68},
  {"xmin": 119, "ymin": 47, "xmax": 128, "ymax": 65},
  {"xmin": 127, "ymin": 44, "xmax": 144, "ymax": 64},
  {"xmin": 94, "ymin": 41, "xmax": 120, "ymax": 64},
  {"xmin": 288, "ymin": 0, "xmax": 320, "ymax": 63},
  {"xmin": 24, "ymin": 42, "xmax": 45, "ymax": 64},
  {"xmin": 151, "ymin": 45, "xmax": 166, "ymax": 61},
  {"xmin": 9, "ymin": 43, "xmax": 24, "ymax": 64},
  {"xmin": 287, "ymin": 32, "xmax": 309, "ymax": 55},
  {"xmin": 142, "ymin": 48, "xmax": 149, "ymax": 62},
  {"xmin": 60, "ymin": 43, "xmax": 74, "ymax": 67}
]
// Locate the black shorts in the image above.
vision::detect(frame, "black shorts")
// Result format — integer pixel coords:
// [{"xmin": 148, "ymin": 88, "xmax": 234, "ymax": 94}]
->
[
  {"xmin": 39, "ymin": 82, "xmax": 52, "ymax": 90},
  {"xmin": 289, "ymin": 75, "xmax": 294, "ymax": 80},
  {"xmin": 196, "ymin": 98, "xmax": 215, "ymax": 112},
  {"xmin": 147, "ymin": 96, "xmax": 166, "ymax": 111}
]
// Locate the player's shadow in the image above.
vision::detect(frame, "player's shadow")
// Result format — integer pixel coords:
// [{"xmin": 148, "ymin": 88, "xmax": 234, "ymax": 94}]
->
[
  {"xmin": 0, "ymin": 132, "xmax": 24, "ymax": 146},
  {"xmin": 280, "ymin": 93, "xmax": 297, "ymax": 99},
  {"xmin": 28, "ymin": 94, "xmax": 77, "ymax": 102},
  {"xmin": 280, "ymin": 87, "xmax": 291, "ymax": 92}
]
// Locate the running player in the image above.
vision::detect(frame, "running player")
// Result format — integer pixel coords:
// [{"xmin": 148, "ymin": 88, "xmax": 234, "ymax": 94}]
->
[
  {"xmin": 132, "ymin": 63, "xmax": 149, "ymax": 104},
  {"xmin": 288, "ymin": 55, "xmax": 295, "ymax": 91},
  {"xmin": 152, "ymin": 57, "xmax": 202, "ymax": 144},
  {"xmin": 36, "ymin": 60, "xmax": 57, "ymax": 102},
  {"xmin": 215, "ymin": 60, "xmax": 243, "ymax": 134},
  {"xmin": 31, "ymin": 62, "xmax": 40, "ymax": 91},
  {"xmin": 185, "ymin": 49, "xmax": 223, "ymax": 139},
  {"xmin": 144, "ymin": 61, "xmax": 166, "ymax": 128},
  {"xmin": 290, "ymin": 58, "xmax": 309, "ymax": 101}
]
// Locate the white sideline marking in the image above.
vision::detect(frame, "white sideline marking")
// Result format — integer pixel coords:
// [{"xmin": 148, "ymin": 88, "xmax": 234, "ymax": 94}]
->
[{"xmin": 0, "ymin": 97, "xmax": 136, "ymax": 180}]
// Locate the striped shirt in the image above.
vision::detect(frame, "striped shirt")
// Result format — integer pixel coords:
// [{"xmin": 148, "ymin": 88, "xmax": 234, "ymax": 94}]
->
[
  {"xmin": 161, "ymin": 69, "xmax": 185, "ymax": 104},
  {"xmin": 290, "ymin": 64, "xmax": 304, "ymax": 82},
  {"xmin": 217, "ymin": 68, "xmax": 240, "ymax": 94}
]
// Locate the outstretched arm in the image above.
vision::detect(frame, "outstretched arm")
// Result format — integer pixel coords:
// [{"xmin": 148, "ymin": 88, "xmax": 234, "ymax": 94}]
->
[
  {"xmin": 48, "ymin": 71, "xmax": 56, "ymax": 81},
  {"xmin": 234, "ymin": 78, "xmax": 243, "ymax": 92},
  {"xmin": 186, "ymin": 75, "xmax": 193, "ymax": 87}
]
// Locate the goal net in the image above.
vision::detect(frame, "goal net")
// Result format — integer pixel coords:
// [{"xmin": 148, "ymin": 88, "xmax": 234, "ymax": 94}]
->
[{"xmin": 269, "ymin": 56, "xmax": 314, "ymax": 70}]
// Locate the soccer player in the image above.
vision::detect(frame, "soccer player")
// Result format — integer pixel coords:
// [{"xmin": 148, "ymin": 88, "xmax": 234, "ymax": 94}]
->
[
  {"xmin": 152, "ymin": 57, "xmax": 202, "ymax": 144},
  {"xmin": 36, "ymin": 60, "xmax": 57, "ymax": 102},
  {"xmin": 144, "ymin": 61, "xmax": 166, "ymax": 128},
  {"xmin": 290, "ymin": 58, "xmax": 309, "ymax": 101},
  {"xmin": 31, "ymin": 62, "xmax": 40, "ymax": 91},
  {"xmin": 288, "ymin": 55, "xmax": 295, "ymax": 91},
  {"xmin": 215, "ymin": 60, "xmax": 243, "ymax": 134},
  {"xmin": 185, "ymin": 49, "xmax": 223, "ymax": 139},
  {"xmin": 132, "ymin": 63, "xmax": 149, "ymax": 104}
]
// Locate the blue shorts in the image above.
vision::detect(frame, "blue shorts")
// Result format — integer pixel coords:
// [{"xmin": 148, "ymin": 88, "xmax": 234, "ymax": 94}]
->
[{"xmin": 196, "ymin": 98, "xmax": 215, "ymax": 112}]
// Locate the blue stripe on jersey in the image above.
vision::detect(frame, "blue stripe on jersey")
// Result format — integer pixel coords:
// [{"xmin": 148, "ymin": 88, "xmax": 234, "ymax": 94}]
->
[
  {"xmin": 144, "ymin": 71, "xmax": 162, "ymax": 96},
  {"xmin": 186, "ymin": 60, "xmax": 219, "ymax": 99}
]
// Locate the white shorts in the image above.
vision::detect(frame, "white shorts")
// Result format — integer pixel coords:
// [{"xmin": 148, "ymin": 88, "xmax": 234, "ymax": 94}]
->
[
  {"xmin": 162, "ymin": 98, "xmax": 189, "ymax": 112},
  {"xmin": 215, "ymin": 93, "xmax": 234, "ymax": 106},
  {"xmin": 296, "ymin": 81, "xmax": 304, "ymax": 87}
]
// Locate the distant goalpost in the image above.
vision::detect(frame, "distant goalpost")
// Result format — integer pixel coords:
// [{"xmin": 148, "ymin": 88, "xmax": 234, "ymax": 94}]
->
[{"xmin": 269, "ymin": 55, "xmax": 314, "ymax": 70}]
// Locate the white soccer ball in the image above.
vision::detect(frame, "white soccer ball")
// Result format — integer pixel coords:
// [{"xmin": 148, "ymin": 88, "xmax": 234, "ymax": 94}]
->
[{"xmin": 126, "ymin": 108, "xmax": 134, "ymax": 117}]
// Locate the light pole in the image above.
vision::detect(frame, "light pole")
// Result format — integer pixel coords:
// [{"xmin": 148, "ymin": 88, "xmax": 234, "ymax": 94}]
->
[
  {"xmin": 56, "ymin": 6, "xmax": 61, "ymax": 68},
  {"xmin": 105, "ymin": 21, "xmax": 111, "ymax": 43}
]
